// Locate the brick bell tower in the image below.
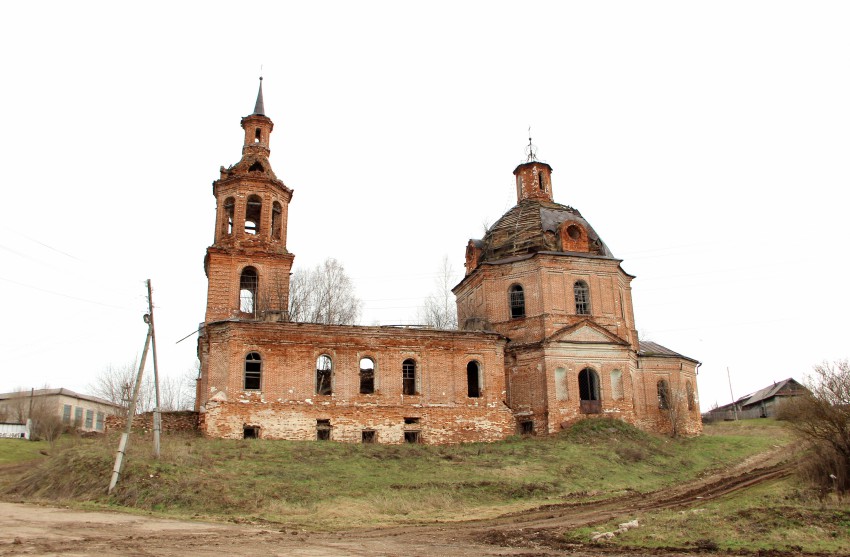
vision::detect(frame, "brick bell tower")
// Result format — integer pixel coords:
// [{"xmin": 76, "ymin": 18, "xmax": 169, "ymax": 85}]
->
[{"xmin": 203, "ymin": 78, "xmax": 294, "ymax": 323}]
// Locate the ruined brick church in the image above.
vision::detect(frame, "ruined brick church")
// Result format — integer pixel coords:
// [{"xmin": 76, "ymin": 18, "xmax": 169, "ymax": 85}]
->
[{"xmin": 196, "ymin": 80, "xmax": 703, "ymax": 442}]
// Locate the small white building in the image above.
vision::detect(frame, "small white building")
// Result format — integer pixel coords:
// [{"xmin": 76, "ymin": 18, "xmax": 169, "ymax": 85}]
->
[{"xmin": 0, "ymin": 388, "xmax": 122, "ymax": 433}]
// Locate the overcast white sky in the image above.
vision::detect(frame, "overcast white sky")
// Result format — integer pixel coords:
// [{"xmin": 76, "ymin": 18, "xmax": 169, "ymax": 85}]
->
[{"xmin": 1, "ymin": 1, "xmax": 848, "ymax": 410}]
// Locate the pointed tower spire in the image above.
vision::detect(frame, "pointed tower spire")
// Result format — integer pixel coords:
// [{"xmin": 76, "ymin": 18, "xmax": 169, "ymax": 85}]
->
[{"xmin": 253, "ymin": 76, "xmax": 265, "ymax": 116}]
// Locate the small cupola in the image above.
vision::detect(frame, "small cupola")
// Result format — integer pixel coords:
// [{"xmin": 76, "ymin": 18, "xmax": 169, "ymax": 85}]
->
[
  {"xmin": 240, "ymin": 77, "xmax": 274, "ymax": 157},
  {"xmin": 513, "ymin": 161, "xmax": 554, "ymax": 203}
]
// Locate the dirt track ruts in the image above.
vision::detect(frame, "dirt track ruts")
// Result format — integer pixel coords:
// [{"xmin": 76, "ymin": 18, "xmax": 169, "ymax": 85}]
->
[{"xmin": 0, "ymin": 445, "xmax": 796, "ymax": 557}]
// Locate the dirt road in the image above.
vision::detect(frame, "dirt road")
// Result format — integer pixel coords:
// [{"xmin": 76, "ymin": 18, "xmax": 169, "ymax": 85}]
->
[{"xmin": 0, "ymin": 448, "xmax": 792, "ymax": 557}]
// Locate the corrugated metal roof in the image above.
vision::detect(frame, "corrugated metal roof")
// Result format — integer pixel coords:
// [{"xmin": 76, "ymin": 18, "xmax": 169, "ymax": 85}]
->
[{"xmin": 738, "ymin": 378, "xmax": 807, "ymax": 407}]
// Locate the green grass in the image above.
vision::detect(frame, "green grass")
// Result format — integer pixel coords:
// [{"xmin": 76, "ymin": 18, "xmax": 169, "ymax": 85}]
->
[
  {"xmin": 567, "ymin": 477, "xmax": 850, "ymax": 554},
  {"xmin": 0, "ymin": 438, "xmax": 49, "ymax": 465},
  {"xmin": 1, "ymin": 419, "xmax": 794, "ymax": 530}
]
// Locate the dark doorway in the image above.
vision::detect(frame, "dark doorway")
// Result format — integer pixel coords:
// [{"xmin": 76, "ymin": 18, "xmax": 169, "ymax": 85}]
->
[{"xmin": 578, "ymin": 368, "xmax": 601, "ymax": 414}]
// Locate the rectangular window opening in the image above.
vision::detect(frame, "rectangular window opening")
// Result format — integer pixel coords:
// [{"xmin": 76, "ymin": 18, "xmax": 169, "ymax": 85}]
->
[
  {"xmin": 361, "ymin": 430, "xmax": 376, "ymax": 443},
  {"xmin": 520, "ymin": 421, "xmax": 534, "ymax": 435},
  {"xmin": 317, "ymin": 419, "xmax": 331, "ymax": 441},
  {"xmin": 404, "ymin": 417, "xmax": 420, "ymax": 425},
  {"xmin": 404, "ymin": 431, "xmax": 420, "ymax": 444},
  {"xmin": 243, "ymin": 426, "xmax": 260, "ymax": 439}
]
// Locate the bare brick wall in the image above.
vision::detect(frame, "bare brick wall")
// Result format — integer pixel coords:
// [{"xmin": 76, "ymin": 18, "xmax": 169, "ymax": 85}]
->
[
  {"xmin": 105, "ymin": 411, "xmax": 199, "ymax": 434},
  {"xmin": 197, "ymin": 321, "xmax": 516, "ymax": 442}
]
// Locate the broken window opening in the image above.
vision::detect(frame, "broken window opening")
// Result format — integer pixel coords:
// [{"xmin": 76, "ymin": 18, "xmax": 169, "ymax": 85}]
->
[
  {"xmin": 509, "ymin": 284, "xmax": 525, "ymax": 319},
  {"xmin": 248, "ymin": 161, "xmax": 264, "ymax": 172},
  {"xmin": 223, "ymin": 197, "xmax": 235, "ymax": 235},
  {"xmin": 402, "ymin": 358, "xmax": 417, "ymax": 395},
  {"xmin": 254, "ymin": 128, "xmax": 262, "ymax": 143},
  {"xmin": 239, "ymin": 267, "xmax": 259, "ymax": 315},
  {"xmin": 520, "ymin": 421, "xmax": 534, "ymax": 435},
  {"xmin": 686, "ymin": 381, "xmax": 695, "ymax": 411},
  {"xmin": 657, "ymin": 379, "xmax": 671, "ymax": 410},
  {"xmin": 466, "ymin": 361, "xmax": 481, "ymax": 398},
  {"xmin": 361, "ymin": 430, "xmax": 376, "ymax": 443},
  {"xmin": 271, "ymin": 201, "xmax": 282, "ymax": 240},
  {"xmin": 404, "ymin": 417, "xmax": 420, "ymax": 425},
  {"xmin": 578, "ymin": 367, "xmax": 601, "ymax": 414},
  {"xmin": 244, "ymin": 352, "xmax": 262, "ymax": 390},
  {"xmin": 245, "ymin": 194, "xmax": 262, "ymax": 235},
  {"xmin": 538, "ymin": 171, "xmax": 544, "ymax": 190},
  {"xmin": 243, "ymin": 426, "xmax": 260, "ymax": 439},
  {"xmin": 574, "ymin": 281, "xmax": 590, "ymax": 315},
  {"xmin": 404, "ymin": 431, "xmax": 420, "ymax": 443},
  {"xmin": 316, "ymin": 354, "xmax": 333, "ymax": 395},
  {"xmin": 567, "ymin": 224, "xmax": 581, "ymax": 240},
  {"xmin": 317, "ymin": 419, "xmax": 331, "ymax": 441},
  {"xmin": 359, "ymin": 357, "xmax": 375, "ymax": 394}
]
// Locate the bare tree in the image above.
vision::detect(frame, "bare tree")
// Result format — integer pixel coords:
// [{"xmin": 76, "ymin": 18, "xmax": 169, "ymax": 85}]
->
[
  {"xmin": 89, "ymin": 361, "xmax": 156, "ymax": 415},
  {"xmin": 780, "ymin": 359, "xmax": 850, "ymax": 493},
  {"xmin": 159, "ymin": 365, "xmax": 198, "ymax": 411},
  {"xmin": 417, "ymin": 255, "xmax": 459, "ymax": 329},
  {"xmin": 657, "ymin": 378, "xmax": 690, "ymax": 438},
  {"xmin": 2, "ymin": 386, "xmax": 63, "ymax": 444},
  {"xmin": 5, "ymin": 387, "xmax": 30, "ymax": 424},
  {"xmin": 288, "ymin": 258, "xmax": 361, "ymax": 325}
]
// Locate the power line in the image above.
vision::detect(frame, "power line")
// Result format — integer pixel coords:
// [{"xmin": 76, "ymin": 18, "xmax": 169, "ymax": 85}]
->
[{"xmin": 0, "ymin": 275, "xmax": 136, "ymax": 311}]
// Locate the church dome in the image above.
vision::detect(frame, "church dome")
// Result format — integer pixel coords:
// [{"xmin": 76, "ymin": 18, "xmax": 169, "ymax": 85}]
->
[{"xmin": 476, "ymin": 199, "xmax": 614, "ymax": 263}]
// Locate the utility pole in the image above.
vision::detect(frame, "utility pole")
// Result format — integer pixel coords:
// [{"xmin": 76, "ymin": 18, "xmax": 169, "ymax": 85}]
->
[
  {"xmin": 727, "ymin": 366, "xmax": 739, "ymax": 421},
  {"xmin": 147, "ymin": 280, "xmax": 162, "ymax": 458},
  {"xmin": 108, "ymin": 280, "xmax": 155, "ymax": 494}
]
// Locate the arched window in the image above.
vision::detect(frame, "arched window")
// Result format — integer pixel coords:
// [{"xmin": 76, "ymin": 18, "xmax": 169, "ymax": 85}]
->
[
  {"xmin": 657, "ymin": 379, "xmax": 671, "ymax": 410},
  {"xmin": 244, "ymin": 352, "xmax": 261, "ymax": 390},
  {"xmin": 223, "ymin": 197, "xmax": 235, "ymax": 236},
  {"xmin": 578, "ymin": 368, "xmax": 601, "ymax": 414},
  {"xmin": 245, "ymin": 194, "xmax": 262, "ymax": 235},
  {"xmin": 359, "ymin": 357, "xmax": 375, "ymax": 394},
  {"xmin": 509, "ymin": 284, "xmax": 525, "ymax": 319},
  {"xmin": 402, "ymin": 358, "xmax": 417, "ymax": 395},
  {"xmin": 272, "ymin": 201, "xmax": 282, "ymax": 240},
  {"xmin": 466, "ymin": 361, "xmax": 481, "ymax": 398},
  {"xmin": 610, "ymin": 369, "xmax": 623, "ymax": 400},
  {"xmin": 240, "ymin": 267, "xmax": 258, "ymax": 315},
  {"xmin": 574, "ymin": 280, "xmax": 590, "ymax": 315},
  {"xmin": 686, "ymin": 381, "xmax": 695, "ymax": 411},
  {"xmin": 316, "ymin": 355, "xmax": 333, "ymax": 395}
]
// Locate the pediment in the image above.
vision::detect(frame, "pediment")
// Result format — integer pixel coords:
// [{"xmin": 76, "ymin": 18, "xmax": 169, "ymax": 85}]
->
[{"xmin": 545, "ymin": 320, "xmax": 629, "ymax": 346}]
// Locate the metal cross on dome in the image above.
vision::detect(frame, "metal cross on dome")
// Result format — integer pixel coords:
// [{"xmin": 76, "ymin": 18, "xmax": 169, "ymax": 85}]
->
[{"xmin": 525, "ymin": 126, "xmax": 538, "ymax": 162}]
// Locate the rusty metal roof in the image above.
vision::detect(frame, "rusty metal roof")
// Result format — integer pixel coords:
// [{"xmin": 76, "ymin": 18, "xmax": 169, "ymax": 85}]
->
[{"xmin": 638, "ymin": 340, "xmax": 698, "ymax": 363}]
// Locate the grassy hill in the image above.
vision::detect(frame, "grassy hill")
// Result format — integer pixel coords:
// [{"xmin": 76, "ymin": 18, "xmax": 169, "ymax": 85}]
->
[{"xmin": 2, "ymin": 418, "xmax": 846, "ymax": 553}]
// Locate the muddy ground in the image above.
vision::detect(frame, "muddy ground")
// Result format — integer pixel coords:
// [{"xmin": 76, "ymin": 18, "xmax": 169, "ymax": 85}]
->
[{"xmin": 0, "ymin": 449, "xmax": 795, "ymax": 557}]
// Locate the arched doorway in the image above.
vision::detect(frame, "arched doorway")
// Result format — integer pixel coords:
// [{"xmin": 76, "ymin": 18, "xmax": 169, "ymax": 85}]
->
[{"xmin": 578, "ymin": 368, "xmax": 601, "ymax": 414}]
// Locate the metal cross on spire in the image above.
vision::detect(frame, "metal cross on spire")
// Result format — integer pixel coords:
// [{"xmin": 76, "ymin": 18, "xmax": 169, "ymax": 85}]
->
[{"xmin": 525, "ymin": 126, "xmax": 538, "ymax": 162}]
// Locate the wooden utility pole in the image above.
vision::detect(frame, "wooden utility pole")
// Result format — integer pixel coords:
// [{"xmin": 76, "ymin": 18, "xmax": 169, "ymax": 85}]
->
[{"xmin": 727, "ymin": 366, "xmax": 739, "ymax": 421}]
